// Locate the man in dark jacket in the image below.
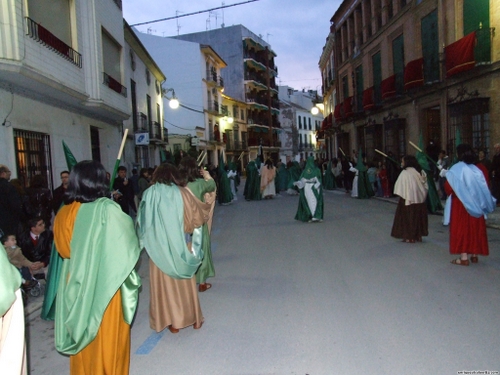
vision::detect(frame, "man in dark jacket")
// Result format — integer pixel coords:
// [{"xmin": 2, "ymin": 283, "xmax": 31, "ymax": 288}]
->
[
  {"xmin": 112, "ymin": 166, "xmax": 136, "ymax": 215},
  {"xmin": 17, "ymin": 216, "xmax": 52, "ymax": 273},
  {"xmin": 0, "ymin": 164, "xmax": 22, "ymax": 236},
  {"xmin": 52, "ymin": 170, "xmax": 69, "ymax": 214}
]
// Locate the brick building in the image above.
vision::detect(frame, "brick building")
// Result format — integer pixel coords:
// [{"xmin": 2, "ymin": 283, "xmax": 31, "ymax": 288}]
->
[{"xmin": 320, "ymin": 0, "xmax": 499, "ymax": 163}]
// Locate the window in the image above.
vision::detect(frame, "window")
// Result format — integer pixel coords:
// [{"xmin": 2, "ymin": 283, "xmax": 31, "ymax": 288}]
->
[
  {"xmin": 355, "ymin": 64, "xmax": 363, "ymax": 112},
  {"xmin": 464, "ymin": 0, "xmax": 490, "ymax": 64},
  {"xmin": 146, "ymin": 95, "xmax": 152, "ymax": 133},
  {"xmin": 102, "ymin": 29, "xmax": 122, "ymax": 83},
  {"xmin": 146, "ymin": 69, "xmax": 151, "ymax": 86},
  {"xmin": 156, "ymin": 103, "xmax": 161, "ymax": 124},
  {"xmin": 298, "ymin": 116, "xmax": 302, "ymax": 129},
  {"xmin": 421, "ymin": 10, "xmax": 440, "ymax": 83},
  {"xmin": 448, "ymin": 99, "xmax": 490, "ymax": 155},
  {"xmin": 28, "ymin": 0, "xmax": 72, "ymax": 47},
  {"xmin": 131, "ymin": 80, "xmax": 138, "ymax": 130},
  {"xmin": 392, "ymin": 34, "xmax": 405, "ymax": 95},
  {"xmin": 90, "ymin": 126, "xmax": 101, "ymax": 162},
  {"xmin": 308, "ymin": 118, "xmax": 311, "ymax": 130},
  {"xmin": 372, "ymin": 52, "xmax": 382, "ymax": 105},
  {"xmin": 130, "ymin": 49, "xmax": 136, "ymax": 71},
  {"xmin": 135, "ymin": 146, "xmax": 150, "ymax": 168},
  {"xmin": 13, "ymin": 129, "xmax": 53, "ymax": 190},
  {"xmin": 233, "ymin": 105, "xmax": 239, "ymax": 120},
  {"xmin": 342, "ymin": 75, "xmax": 349, "ymax": 100}
]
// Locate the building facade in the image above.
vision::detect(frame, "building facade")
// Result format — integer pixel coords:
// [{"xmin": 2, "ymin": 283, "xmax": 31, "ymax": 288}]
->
[
  {"xmin": 136, "ymin": 33, "xmax": 228, "ymax": 166},
  {"xmin": 173, "ymin": 25, "xmax": 281, "ymax": 163},
  {"xmin": 124, "ymin": 22, "xmax": 166, "ymax": 170},
  {"xmin": 324, "ymin": 0, "xmax": 498, "ymax": 163},
  {"xmin": 0, "ymin": 0, "xmax": 132, "ymax": 188},
  {"xmin": 278, "ymin": 87, "xmax": 324, "ymax": 163}
]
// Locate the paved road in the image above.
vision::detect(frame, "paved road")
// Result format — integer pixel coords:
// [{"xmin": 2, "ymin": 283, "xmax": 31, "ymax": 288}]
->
[{"xmin": 26, "ymin": 187, "xmax": 500, "ymax": 375}]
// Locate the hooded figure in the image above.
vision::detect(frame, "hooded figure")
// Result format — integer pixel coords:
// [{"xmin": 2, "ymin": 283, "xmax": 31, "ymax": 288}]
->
[
  {"xmin": 294, "ymin": 156, "xmax": 324, "ymax": 222},
  {"xmin": 355, "ymin": 149, "xmax": 374, "ymax": 199},
  {"xmin": 243, "ymin": 159, "xmax": 262, "ymax": 201},
  {"xmin": 322, "ymin": 160, "xmax": 336, "ymax": 190}
]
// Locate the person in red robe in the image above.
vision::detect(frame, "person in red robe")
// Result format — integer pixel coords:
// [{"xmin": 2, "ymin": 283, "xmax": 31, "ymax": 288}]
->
[{"xmin": 443, "ymin": 144, "xmax": 496, "ymax": 266}]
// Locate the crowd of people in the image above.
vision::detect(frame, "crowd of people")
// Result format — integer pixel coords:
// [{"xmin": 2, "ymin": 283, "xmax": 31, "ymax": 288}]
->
[{"xmin": 0, "ymin": 141, "xmax": 498, "ymax": 374}]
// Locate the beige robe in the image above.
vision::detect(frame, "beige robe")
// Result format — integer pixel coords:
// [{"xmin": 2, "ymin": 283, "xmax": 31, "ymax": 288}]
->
[{"xmin": 149, "ymin": 186, "xmax": 209, "ymax": 332}]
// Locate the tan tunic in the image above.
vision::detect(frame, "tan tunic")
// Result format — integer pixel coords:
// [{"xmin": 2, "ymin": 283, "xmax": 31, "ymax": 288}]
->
[{"xmin": 149, "ymin": 186, "xmax": 208, "ymax": 332}]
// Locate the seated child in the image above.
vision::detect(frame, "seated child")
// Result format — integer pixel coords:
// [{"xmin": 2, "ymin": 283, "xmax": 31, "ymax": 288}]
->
[{"xmin": 2, "ymin": 234, "xmax": 43, "ymax": 288}]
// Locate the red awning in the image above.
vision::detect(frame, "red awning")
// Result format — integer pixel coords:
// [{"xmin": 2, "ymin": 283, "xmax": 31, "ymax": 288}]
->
[
  {"xmin": 381, "ymin": 75, "xmax": 396, "ymax": 99},
  {"xmin": 445, "ymin": 31, "xmax": 476, "ymax": 78},
  {"xmin": 327, "ymin": 113, "xmax": 333, "ymax": 128},
  {"xmin": 334, "ymin": 103, "xmax": 343, "ymax": 122},
  {"xmin": 321, "ymin": 118, "xmax": 327, "ymax": 131},
  {"xmin": 404, "ymin": 58, "xmax": 424, "ymax": 90},
  {"xmin": 344, "ymin": 97, "xmax": 353, "ymax": 118}
]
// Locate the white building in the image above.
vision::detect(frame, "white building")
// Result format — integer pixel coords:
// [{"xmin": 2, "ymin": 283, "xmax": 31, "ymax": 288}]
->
[
  {"xmin": 135, "ymin": 32, "xmax": 228, "ymax": 167},
  {"xmin": 123, "ymin": 22, "xmax": 166, "ymax": 170},
  {"xmin": 0, "ymin": 0, "xmax": 131, "ymax": 188},
  {"xmin": 278, "ymin": 86, "xmax": 324, "ymax": 163}
]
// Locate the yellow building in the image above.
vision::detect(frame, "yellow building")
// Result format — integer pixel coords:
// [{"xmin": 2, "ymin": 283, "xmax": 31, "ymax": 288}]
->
[{"xmin": 321, "ymin": 0, "xmax": 499, "ymax": 162}]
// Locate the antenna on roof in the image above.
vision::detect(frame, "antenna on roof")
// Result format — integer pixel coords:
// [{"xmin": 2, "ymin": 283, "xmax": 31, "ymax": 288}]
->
[{"xmin": 176, "ymin": 10, "xmax": 183, "ymax": 35}]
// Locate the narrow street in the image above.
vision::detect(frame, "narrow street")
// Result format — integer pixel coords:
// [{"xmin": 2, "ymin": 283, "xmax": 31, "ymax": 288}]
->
[{"xmin": 26, "ymin": 186, "xmax": 500, "ymax": 375}]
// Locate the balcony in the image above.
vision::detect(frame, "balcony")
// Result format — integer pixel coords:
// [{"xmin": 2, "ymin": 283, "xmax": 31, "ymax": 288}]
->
[
  {"xmin": 207, "ymin": 100, "xmax": 220, "ymax": 113},
  {"xmin": 103, "ymin": 72, "xmax": 127, "ymax": 97},
  {"xmin": 150, "ymin": 121, "xmax": 162, "ymax": 141},
  {"xmin": 135, "ymin": 112, "xmax": 148, "ymax": 132},
  {"xmin": 163, "ymin": 127, "xmax": 169, "ymax": 144},
  {"xmin": 25, "ymin": 17, "xmax": 82, "ymax": 68}
]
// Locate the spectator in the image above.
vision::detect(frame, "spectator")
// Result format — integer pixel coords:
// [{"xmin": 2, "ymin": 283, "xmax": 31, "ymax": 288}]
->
[
  {"xmin": 137, "ymin": 168, "xmax": 150, "ymax": 201},
  {"xmin": 17, "ymin": 216, "xmax": 53, "ymax": 274},
  {"xmin": 0, "ymin": 164, "xmax": 22, "ymax": 236},
  {"xmin": 477, "ymin": 149, "xmax": 491, "ymax": 174},
  {"xmin": 112, "ymin": 166, "xmax": 136, "ymax": 215},
  {"xmin": 436, "ymin": 150, "xmax": 450, "ymax": 200},
  {"xmin": 490, "ymin": 143, "xmax": 500, "ymax": 204},
  {"xmin": 129, "ymin": 168, "xmax": 140, "ymax": 208},
  {"xmin": 52, "ymin": 170, "xmax": 70, "ymax": 214},
  {"xmin": 2, "ymin": 233, "xmax": 42, "ymax": 287}
]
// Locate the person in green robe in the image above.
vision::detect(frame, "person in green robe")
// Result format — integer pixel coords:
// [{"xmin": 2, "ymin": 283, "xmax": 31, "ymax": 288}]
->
[
  {"xmin": 217, "ymin": 155, "xmax": 233, "ymax": 205},
  {"xmin": 243, "ymin": 159, "xmax": 261, "ymax": 201},
  {"xmin": 275, "ymin": 161, "xmax": 289, "ymax": 193},
  {"xmin": 322, "ymin": 160, "xmax": 336, "ymax": 190},
  {"xmin": 1, "ymin": 243, "xmax": 27, "ymax": 374},
  {"xmin": 294, "ymin": 156, "xmax": 324, "ymax": 222},
  {"xmin": 286, "ymin": 161, "xmax": 302, "ymax": 195},
  {"xmin": 179, "ymin": 157, "xmax": 217, "ymax": 292},
  {"xmin": 355, "ymin": 149, "xmax": 375, "ymax": 199}
]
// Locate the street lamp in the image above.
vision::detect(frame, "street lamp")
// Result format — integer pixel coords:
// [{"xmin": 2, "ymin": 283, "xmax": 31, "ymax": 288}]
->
[{"xmin": 163, "ymin": 88, "xmax": 179, "ymax": 109}]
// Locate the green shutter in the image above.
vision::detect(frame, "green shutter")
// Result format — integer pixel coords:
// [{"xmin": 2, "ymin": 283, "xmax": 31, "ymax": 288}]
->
[
  {"xmin": 372, "ymin": 52, "xmax": 381, "ymax": 104},
  {"xmin": 355, "ymin": 65, "xmax": 363, "ymax": 112},
  {"xmin": 464, "ymin": 0, "xmax": 490, "ymax": 63},
  {"xmin": 392, "ymin": 34, "xmax": 404, "ymax": 94},
  {"xmin": 421, "ymin": 10, "xmax": 440, "ymax": 83}
]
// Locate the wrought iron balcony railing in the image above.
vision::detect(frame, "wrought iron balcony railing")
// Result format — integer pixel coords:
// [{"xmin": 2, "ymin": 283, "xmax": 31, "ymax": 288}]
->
[
  {"xmin": 150, "ymin": 121, "xmax": 161, "ymax": 140},
  {"xmin": 25, "ymin": 17, "xmax": 82, "ymax": 68},
  {"xmin": 103, "ymin": 72, "xmax": 127, "ymax": 97}
]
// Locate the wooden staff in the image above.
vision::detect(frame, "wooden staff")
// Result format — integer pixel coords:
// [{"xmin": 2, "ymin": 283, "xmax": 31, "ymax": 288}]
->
[
  {"xmin": 197, "ymin": 151, "xmax": 207, "ymax": 167},
  {"xmin": 237, "ymin": 151, "xmax": 245, "ymax": 161},
  {"xmin": 109, "ymin": 129, "xmax": 128, "ymax": 189},
  {"xmin": 196, "ymin": 150, "xmax": 204, "ymax": 162},
  {"xmin": 375, "ymin": 149, "xmax": 399, "ymax": 165},
  {"xmin": 338, "ymin": 147, "xmax": 346, "ymax": 157},
  {"xmin": 408, "ymin": 141, "xmax": 439, "ymax": 167}
]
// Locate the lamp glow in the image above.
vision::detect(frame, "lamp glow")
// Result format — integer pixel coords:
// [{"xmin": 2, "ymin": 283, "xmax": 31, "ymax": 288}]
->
[
  {"xmin": 311, "ymin": 107, "xmax": 319, "ymax": 115},
  {"xmin": 169, "ymin": 98, "xmax": 179, "ymax": 109}
]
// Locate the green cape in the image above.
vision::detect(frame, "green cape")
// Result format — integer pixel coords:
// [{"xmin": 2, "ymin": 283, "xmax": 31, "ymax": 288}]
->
[
  {"xmin": 55, "ymin": 198, "xmax": 141, "ymax": 355},
  {"xmin": 295, "ymin": 157, "xmax": 324, "ymax": 221},
  {"xmin": 218, "ymin": 155, "xmax": 233, "ymax": 204},
  {"xmin": 136, "ymin": 183, "xmax": 203, "ymax": 279},
  {"xmin": 0, "ymin": 248, "xmax": 22, "ymax": 316},
  {"xmin": 243, "ymin": 161, "xmax": 261, "ymax": 200},
  {"xmin": 322, "ymin": 160, "xmax": 336, "ymax": 190}
]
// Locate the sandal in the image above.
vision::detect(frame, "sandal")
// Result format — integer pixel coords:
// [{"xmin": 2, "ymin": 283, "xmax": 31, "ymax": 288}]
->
[
  {"xmin": 470, "ymin": 256, "xmax": 478, "ymax": 263},
  {"xmin": 451, "ymin": 258, "xmax": 469, "ymax": 266},
  {"xmin": 198, "ymin": 283, "xmax": 212, "ymax": 292}
]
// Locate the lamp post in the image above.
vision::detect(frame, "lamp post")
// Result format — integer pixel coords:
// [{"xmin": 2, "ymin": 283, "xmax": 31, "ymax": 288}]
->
[{"xmin": 163, "ymin": 88, "xmax": 179, "ymax": 109}]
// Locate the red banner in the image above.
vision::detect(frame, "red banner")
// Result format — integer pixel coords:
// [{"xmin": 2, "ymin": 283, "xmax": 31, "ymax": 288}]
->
[
  {"xmin": 344, "ymin": 97, "xmax": 353, "ymax": 118},
  {"xmin": 334, "ymin": 103, "xmax": 343, "ymax": 122},
  {"xmin": 445, "ymin": 31, "xmax": 476, "ymax": 78},
  {"xmin": 363, "ymin": 87, "xmax": 374, "ymax": 110},
  {"xmin": 381, "ymin": 75, "xmax": 396, "ymax": 99},
  {"xmin": 404, "ymin": 58, "xmax": 424, "ymax": 90}
]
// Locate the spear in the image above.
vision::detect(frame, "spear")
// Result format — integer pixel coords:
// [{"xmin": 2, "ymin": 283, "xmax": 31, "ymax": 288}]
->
[
  {"xmin": 109, "ymin": 129, "xmax": 129, "ymax": 189},
  {"xmin": 408, "ymin": 141, "xmax": 439, "ymax": 167},
  {"xmin": 375, "ymin": 149, "xmax": 399, "ymax": 165}
]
